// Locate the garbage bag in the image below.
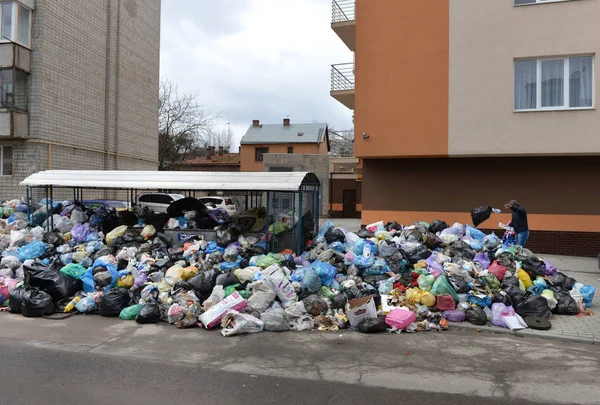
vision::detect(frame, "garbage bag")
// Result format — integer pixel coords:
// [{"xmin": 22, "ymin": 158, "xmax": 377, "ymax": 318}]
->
[
  {"xmin": 466, "ymin": 306, "xmax": 487, "ymax": 325},
  {"xmin": 24, "ymin": 264, "xmax": 81, "ymax": 301},
  {"xmin": 417, "ymin": 274, "xmax": 435, "ymax": 291},
  {"xmin": 261, "ymin": 307, "xmax": 291, "ymax": 332},
  {"xmin": 43, "ymin": 231, "xmax": 63, "ymax": 247},
  {"xmin": 301, "ymin": 268, "xmax": 322, "ymax": 294},
  {"xmin": 517, "ymin": 268, "xmax": 533, "ymax": 289},
  {"xmin": 474, "ymin": 252, "xmax": 491, "ymax": 270},
  {"xmin": 401, "ymin": 243, "xmax": 431, "ymax": 265},
  {"xmin": 470, "ymin": 206, "xmax": 492, "ymax": 227},
  {"xmin": 578, "ymin": 285, "xmax": 595, "ymax": 309},
  {"xmin": 502, "ymin": 284, "xmax": 526, "ymax": 307},
  {"xmin": 262, "ymin": 264, "xmax": 298, "ymax": 308},
  {"xmin": 60, "ymin": 263, "xmax": 87, "ymax": 279},
  {"xmin": 221, "ymin": 310, "xmax": 264, "ymax": 337},
  {"xmin": 106, "ymin": 225, "xmax": 128, "ymax": 245},
  {"xmin": 186, "ymin": 269, "xmax": 218, "ymax": 293},
  {"xmin": 436, "ymin": 294, "xmax": 456, "ymax": 311},
  {"xmin": 483, "ymin": 233, "xmax": 500, "ymax": 250},
  {"xmin": 21, "ymin": 288, "xmax": 55, "ymax": 317},
  {"xmin": 215, "ymin": 271, "xmax": 240, "ymax": 288},
  {"xmin": 541, "ymin": 289, "xmax": 558, "ymax": 311},
  {"xmin": 429, "ymin": 220, "xmax": 448, "ymax": 234},
  {"xmin": 420, "ymin": 291, "xmax": 436, "ymax": 307},
  {"xmin": 324, "ymin": 227, "xmax": 345, "ymax": 244},
  {"xmin": 8, "ymin": 284, "xmax": 26, "ymax": 313},
  {"xmin": 490, "ymin": 303, "xmax": 516, "ymax": 328},
  {"xmin": 385, "ymin": 309, "xmax": 416, "ymax": 329},
  {"xmin": 521, "ymin": 257, "xmax": 546, "ymax": 278},
  {"xmin": 141, "ymin": 225, "xmax": 156, "ymax": 240},
  {"xmin": 136, "ymin": 300, "xmax": 161, "ymax": 324},
  {"xmin": 202, "ymin": 285, "xmax": 225, "ymax": 310},
  {"xmin": 303, "ymin": 294, "xmax": 327, "ymax": 316},
  {"xmin": 99, "ymin": 288, "xmax": 131, "ymax": 317},
  {"xmin": 18, "ymin": 241, "xmax": 46, "ymax": 262},
  {"xmin": 442, "ymin": 310, "xmax": 466, "ymax": 323},
  {"xmin": 247, "ymin": 280, "xmax": 276, "ymax": 312},
  {"xmin": 488, "ymin": 261, "xmax": 507, "ymax": 281},
  {"xmin": 331, "ymin": 293, "xmax": 347, "ymax": 309},
  {"xmin": 71, "ymin": 224, "xmax": 92, "ymax": 243},
  {"xmin": 356, "ymin": 228, "xmax": 374, "ymax": 239},
  {"xmin": 378, "ymin": 240, "xmax": 398, "ymax": 258},
  {"xmin": 431, "ymin": 275, "xmax": 459, "ymax": 302},
  {"xmin": 543, "ymin": 260, "xmax": 558, "ymax": 276},
  {"xmin": 423, "ymin": 232, "xmax": 444, "ymax": 250},
  {"xmin": 548, "ymin": 272, "xmax": 576, "ymax": 291},
  {"xmin": 358, "ymin": 317, "xmax": 387, "ymax": 333},
  {"xmin": 119, "ymin": 304, "xmax": 142, "ymax": 320},
  {"xmin": 75, "ymin": 296, "xmax": 96, "ymax": 313},
  {"xmin": 515, "ymin": 295, "xmax": 551, "ymax": 319},
  {"xmin": 449, "ymin": 276, "xmax": 469, "ymax": 294}
]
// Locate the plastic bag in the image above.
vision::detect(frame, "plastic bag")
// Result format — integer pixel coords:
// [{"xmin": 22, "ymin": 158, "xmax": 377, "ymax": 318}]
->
[
  {"xmin": 71, "ymin": 224, "xmax": 91, "ymax": 243},
  {"xmin": 99, "ymin": 288, "xmax": 131, "ymax": 317},
  {"xmin": 136, "ymin": 300, "xmax": 161, "ymax": 324},
  {"xmin": 261, "ymin": 307, "xmax": 291, "ymax": 332},
  {"xmin": 167, "ymin": 303, "xmax": 187, "ymax": 324},
  {"xmin": 247, "ymin": 281, "xmax": 276, "ymax": 312},
  {"xmin": 578, "ymin": 285, "xmax": 595, "ymax": 308},
  {"xmin": 488, "ymin": 261, "xmax": 508, "ymax": 281},
  {"xmin": 21, "ymin": 288, "xmax": 54, "ymax": 317},
  {"xmin": 474, "ymin": 253, "xmax": 491, "ymax": 270},
  {"xmin": 436, "ymin": 294, "xmax": 456, "ymax": 311},
  {"xmin": 221, "ymin": 310, "xmax": 264, "ymax": 337},
  {"xmin": 490, "ymin": 303, "xmax": 516, "ymax": 328},
  {"xmin": 442, "ymin": 310, "xmax": 466, "ymax": 323},
  {"xmin": 420, "ymin": 291, "xmax": 436, "ymax": 307},
  {"xmin": 106, "ymin": 225, "xmax": 128, "ymax": 245},
  {"xmin": 119, "ymin": 304, "xmax": 142, "ymax": 320},
  {"xmin": 466, "ymin": 306, "xmax": 487, "ymax": 325},
  {"xmin": 483, "ymin": 233, "xmax": 500, "ymax": 250},
  {"xmin": 256, "ymin": 253, "xmax": 281, "ymax": 269},
  {"xmin": 468, "ymin": 294, "xmax": 492, "ymax": 308},
  {"xmin": 303, "ymin": 294, "xmax": 327, "ymax": 316},
  {"xmin": 24, "ymin": 264, "xmax": 81, "ymax": 301},
  {"xmin": 311, "ymin": 261, "xmax": 336, "ymax": 287},
  {"xmin": 202, "ymin": 285, "xmax": 225, "ymax": 310},
  {"xmin": 181, "ymin": 266, "xmax": 199, "ymax": 281},
  {"xmin": 358, "ymin": 317, "xmax": 387, "ymax": 333},
  {"xmin": 60, "ymin": 263, "xmax": 87, "ymax": 279},
  {"xmin": 141, "ymin": 225, "xmax": 156, "ymax": 240},
  {"xmin": 234, "ymin": 267, "xmax": 256, "ymax": 283},
  {"xmin": 470, "ymin": 206, "xmax": 492, "ymax": 227},
  {"xmin": 385, "ymin": 309, "xmax": 416, "ymax": 330},
  {"xmin": 543, "ymin": 260, "xmax": 558, "ymax": 276},
  {"xmin": 541, "ymin": 289, "xmax": 558, "ymax": 311},
  {"xmin": 76, "ymin": 296, "xmax": 97, "ymax": 313},
  {"xmin": 8, "ymin": 284, "xmax": 26, "ymax": 313},
  {"xmin": 515, "ymin": 295, "xmax": 551, "ymax": 319},
  {"xmin": 517, "ymin": 268, "xmax": 533, "ymax": 289},
  {"xmin": 431, "ymin": 275, "xmax": 459, "ymax": 302},
  {"xmin": 18, "ymin": 241, "xmax": 46, "ymax": 262},
  {"xmin": 301, "ymin": 268, "xmax": 322, "ymax": 294}
]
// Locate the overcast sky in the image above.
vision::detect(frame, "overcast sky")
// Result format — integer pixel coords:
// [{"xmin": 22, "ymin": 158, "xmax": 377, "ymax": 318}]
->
[{"xmin": 160, "ymin": 0, "xmax": 353, "ymax": 151}]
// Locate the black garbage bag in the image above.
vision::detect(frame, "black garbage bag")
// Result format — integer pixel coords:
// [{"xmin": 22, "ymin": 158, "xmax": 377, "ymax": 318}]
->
[
  {"xmin": 429, "ymin": 220, "xmax": 449, "ymax": 234},
  {"xmin": 548, "ymin": 272, "xmax": 576, "ymax": 291},
  {"xmin": 242, "ymin": 246, "xmax": 265, "ymax": 259},
  {"xmin": 492, "ymin": 291, "xmax": 513, "ymax": 307},
  {"xmin": 21, "ymin": 288, "xmax": 55, "ymax": 317},
  {"xmin": 135, "ymin": 300, "xmax": 161, "ymax": 324},
  {"xmin": 331, "ymin": 293, "xmax": 348, "ymax": 309},
  {"xmin": 386, "ymin": 221, "xmax": 402, "ymax": 232},
  {"xmin": 9, "ymin": 284, "xmax": 26, "ymax": 313},
  {"xmin": 378, "ymin": 240, "xmax": 398, "ymax": 258},
  {"xmin": 303, "ymin": 294, "xmax": 328, "ymax": 316},
  {"xmin": 357, "ymin": 228, "xmax": 374, "ymax": 239},
  {"xmin": 166, "ymin": 197, "xmax": 207, "ymax": 217},
  {"xmin": 515, "ymin": 295, "xmax": 551, "ymax": 319},
  {"xmin": 502, "ymin": 284, "xmax": 526, "ymax": 307},
  {"xmin": 23, "ymin": 264, "xmax": 81, "ymax": 302},
  {"xmin": 400, "ymin": 243, "xmax": 431, "ymax": 265},
  {"xmin": 122, "ymin": 230, "xmax": 143, "ymax": 244},
  {"xmin": 552, "ymin": 288, "xmax": 580, "ymax": 315},
  {"xmin": 470, "ymin": 206, "xmax": 492, "ymax": 227},
  {"xmin": 501, "ymin": 275, "xmax": 520, "ymax": 289},
  {"xmin": 324, "ymin": 227, "xmax": 345, "ymax": 244},
  {"xmin": 403, "ymin": 229, "xmax": 423, "ymax": 243},
  {"xmin": 99, "ymin": 288, "xmax": 131, "ymax": 317},
  {"xmin": 521, "ymin": 257, "xmax": 546, "ymax": 278},
  {"xmin": 93, "ymin": 247, "xmax": 114, "ymax": 261},
  {"xmin": 423, "ymin": 231, "xmax": 444, "ymax": 250},
  {"xmin": 445, "ymin": 241, "xmax": 476, "ymax": 261},
  {"xmin": 449, "ymin": 276, "xmax": 469, "ymax": 294},
  {"xmin": 358, "ymin": 317, "xmax": 387, "ymax": 333},
  {"xmin": 215, "ymin": 271, "xmax": 239, "ymax": 288},
  {"xmin": 466, "ymin": 306, "xmax": 487, "ymax": 325},
  {"xmin": 186, "ymin": 269, "xmax": 218, "ymax": 293},
  {"xmin": 43, "ymin": 231, "xmax": 63, "ymax": 247},
  {"xmin": 355, "ymin": 284, "xmax": 382, "ymax": 307}
]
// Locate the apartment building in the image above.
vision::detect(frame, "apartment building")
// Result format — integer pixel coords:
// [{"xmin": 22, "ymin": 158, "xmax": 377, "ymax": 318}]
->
[
  {"xmin": 331, "ymin": 0, "xmax": 600, "ymax": 255},
  {"xmin": 0, "ymin": 0, "xmax": 161, "ymax": 200}
]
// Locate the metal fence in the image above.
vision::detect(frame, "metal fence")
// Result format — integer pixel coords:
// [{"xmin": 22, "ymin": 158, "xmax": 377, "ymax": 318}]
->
[
  {"xmin": 332, "ymin": 0, "xmax": 355, "ymax": 23},
  {"xmin": 331, "ymin": 62, "xmax": 355, "ymax": 92}
]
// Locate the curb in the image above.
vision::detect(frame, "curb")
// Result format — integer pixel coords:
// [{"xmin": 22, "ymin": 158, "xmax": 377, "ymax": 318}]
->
[{"xmin": 448, "ymin": 322, "xmax": 596, "ymax": 345}]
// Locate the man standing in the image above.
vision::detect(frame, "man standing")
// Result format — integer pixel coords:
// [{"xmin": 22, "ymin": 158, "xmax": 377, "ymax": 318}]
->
[{"xmin": 504, "ymin": 200, "xmax": 529, "ymax": 247}]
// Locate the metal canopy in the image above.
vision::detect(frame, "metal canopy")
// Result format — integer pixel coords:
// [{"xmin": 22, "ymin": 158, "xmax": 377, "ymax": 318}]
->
[{"xmin": 20, "ymin": 170, "xmax": 320, "ymax": 192}]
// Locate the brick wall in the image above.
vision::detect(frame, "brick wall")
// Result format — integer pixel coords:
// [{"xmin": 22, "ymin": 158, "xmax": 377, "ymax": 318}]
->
[
  {"xmin": 479, "ymin": 228, "xmax": 600, "ymax": 258},
  {"xmin": 0, "ymin": 0, "xmax": 160, "ymax": 201}
]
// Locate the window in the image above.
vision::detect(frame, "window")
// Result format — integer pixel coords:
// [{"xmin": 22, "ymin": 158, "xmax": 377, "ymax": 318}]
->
[
  {"xmin": 514, "ymin": 56, "xmax": 594, "ymax": 111},
  {"xmin": 515, "ymin": 0, "xmax": 569, "ymax": 5},
  {"xmin": 255, "ymin": 147, "xmax": 268, "ymax": 162},
  {"xmin": 287, "ymin": 147, "xmax": 293, "ymax": 154},
  {"xmin": 0, "ymin": 2, "xmax": 31, "ymax": 47},
  {"xmin": 0, "ymin": 68, "xmax": 28, "ymax": 110},
  {"xmin": 0, "ymin": 145, "xmax": 12, "ymax": 176}
]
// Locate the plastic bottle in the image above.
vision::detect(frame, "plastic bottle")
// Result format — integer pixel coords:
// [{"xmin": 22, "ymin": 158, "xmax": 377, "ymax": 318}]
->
[{"xmin": 64, "ymin": 296, "xmax": 81, "ymax": 313}]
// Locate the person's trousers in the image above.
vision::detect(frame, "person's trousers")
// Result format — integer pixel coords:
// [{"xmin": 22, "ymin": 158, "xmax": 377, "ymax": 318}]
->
[{"xmin": 516, "ymin": 231, "xmax": 530, "ymax": 248}]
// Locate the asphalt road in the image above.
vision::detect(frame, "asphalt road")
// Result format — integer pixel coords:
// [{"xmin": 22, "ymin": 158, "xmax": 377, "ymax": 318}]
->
[{"xmin": 1, "ymin": 314, "xmax": 600, "ymax": 405}]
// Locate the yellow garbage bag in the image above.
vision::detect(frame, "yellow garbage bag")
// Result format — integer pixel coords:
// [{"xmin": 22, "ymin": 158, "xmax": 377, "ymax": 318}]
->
[
  {"xmin": 117, "ymin": 274, "xmax": 134, "ymax": 288},
  {"xmin": 420, "ymin": 291, "xmax": 436, "ymax": 307},
  {"xmin": 141, "ymin": 225, "xmax": 156, "ymax": 240},
  {"xmin": 106, "ymin": 225, "xmax": 128, "ymax": 245},
  {"xmin": 405, "ymin": 288, "xmax": 423, "ymax": 305},
  {"xmin": 181, "ymin": 266, "xmax": 199, "ymax": 281},
  {"xmin": 517, "ymin": 269, "xmax": 533, "ymax": 289}
]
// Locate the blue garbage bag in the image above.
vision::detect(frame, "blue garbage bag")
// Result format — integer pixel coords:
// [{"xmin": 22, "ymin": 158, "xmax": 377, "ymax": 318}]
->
[
  {"xmin": 312, "ymin": 261, "xmax": 336, "ymax": 287},
  {"xmin": 7, "ymin": 214, "xmax": 16, "ymax": 224},
  {"xmin": 468, "ymin": 294, "xmax": 492, "ymax": 309},
  {"xmin": 18, "ymin": 241, "xmax": 46, "ymax": 262},
  {"xmin": 31, "ymin": 212, "xmax": 47, "ymax": 226},
  {"xmin": 318, "ymin": 220, "xmax": 335, "ymax": 238},
  {"xmin": 291, "ymin": 267, "xmax": 305, "ymax": 282},
  {"xmin": 220, "ymin": 260, "xmax": 242, "ymax": 271},
  {"xmin": 329, "ymin": 242, "xmax": 344, "ymax": 252},
  {"xmin": 466, "ymin": 225, "xmax": 486, "ymax": 242},
  {"xmin": 301, "ymin": 268, "xmax": 322, "ymax": 293},
  {"xmin": 81, "ymin": 258, "xmax": 118, "ymax": 293},
  {"xmin": 363, "ymin": 258, "xmax": 390, "ymax": 276},
  {"xmin": 205, "ymin": 241, "xmax": 224, "ymax": 254},
  {"xmin": 579, "ymin": 285, "xmax": 596, "ymax": 308}
]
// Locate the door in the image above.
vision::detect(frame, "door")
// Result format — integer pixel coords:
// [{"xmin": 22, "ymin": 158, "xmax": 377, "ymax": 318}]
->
[{"xmin": 342, "ymin": 189, "xmax": 357, "ymax": 218}]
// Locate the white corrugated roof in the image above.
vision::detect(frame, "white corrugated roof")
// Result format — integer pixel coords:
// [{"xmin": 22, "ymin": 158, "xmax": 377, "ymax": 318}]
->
[{"xmin": 20, "ymin": 170, "xmax": 320, "ymax": 192}]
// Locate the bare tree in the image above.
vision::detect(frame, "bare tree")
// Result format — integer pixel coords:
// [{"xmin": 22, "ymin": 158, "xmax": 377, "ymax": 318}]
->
[
  {"xmin": 329, "ymin": 129, "xmax": 354, "ymax": 157},
  {"xmin": 159, "ymin": 79, "xmax": 217, "ymax": 170},
  {"xmin": 205, "ymin": 127, "xmax": 234, "ymax": 152}
]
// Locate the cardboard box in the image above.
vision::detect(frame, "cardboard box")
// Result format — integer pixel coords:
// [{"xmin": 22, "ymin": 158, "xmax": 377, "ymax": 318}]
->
[{"xmin": 346, "ymin": 296, "xmax": 377, "ymax": 327}]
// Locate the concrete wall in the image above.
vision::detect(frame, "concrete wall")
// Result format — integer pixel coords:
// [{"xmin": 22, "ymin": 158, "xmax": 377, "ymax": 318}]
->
[
  {"xmin": 241, "ymin": 142, "xmax": 326, "ymax": 172},
  {"xmin": 0, "ymin": 0, "xmax": 161, "ymax": 199},
  {"xmin": 449, "ymin": 0, "xmax": 600, "ymax": 156},
  {"xmin": 262, "ymin": 154, "xmax": 329, "ymax": 217}
]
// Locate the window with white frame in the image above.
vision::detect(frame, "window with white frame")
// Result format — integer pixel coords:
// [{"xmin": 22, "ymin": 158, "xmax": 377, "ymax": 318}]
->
[
  {"xmin": 0, "ymin": 145, "xmax": 13, "ymax": 176},
  {"xmin": 514, "ymin": 56, "xmax": 594, "ymax": 111},
  {"xmin": 0, "ymin": 2, "xmax": 31, "ymax": 48}
]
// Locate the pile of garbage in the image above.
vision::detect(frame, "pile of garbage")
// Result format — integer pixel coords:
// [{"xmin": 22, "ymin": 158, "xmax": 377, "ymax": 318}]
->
[{"xmin": 0, "ymin": 197, "xmax": 595, "ymax": 337}]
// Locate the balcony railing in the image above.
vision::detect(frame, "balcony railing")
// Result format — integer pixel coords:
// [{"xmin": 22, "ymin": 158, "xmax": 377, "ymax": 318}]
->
[
  {"xmin": 332, "ymin": 0, "xmax": 355, "ymax": 23},
  {"xmin": 331, "ymin": 63, "xmax": 355, "ymax": 92}
]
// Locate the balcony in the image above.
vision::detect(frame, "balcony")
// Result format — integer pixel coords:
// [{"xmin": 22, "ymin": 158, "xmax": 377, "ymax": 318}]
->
[
  {"xmin": 330, "ymin": 63, "xmax": 354, "ymax": 110},
  {"xmin": 331, "ymin": 0, "xmax": 355, "ymax": 51},
  {"xmin": 0, "ymin": 110, "xmax": 28, "ymax": 139}
]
